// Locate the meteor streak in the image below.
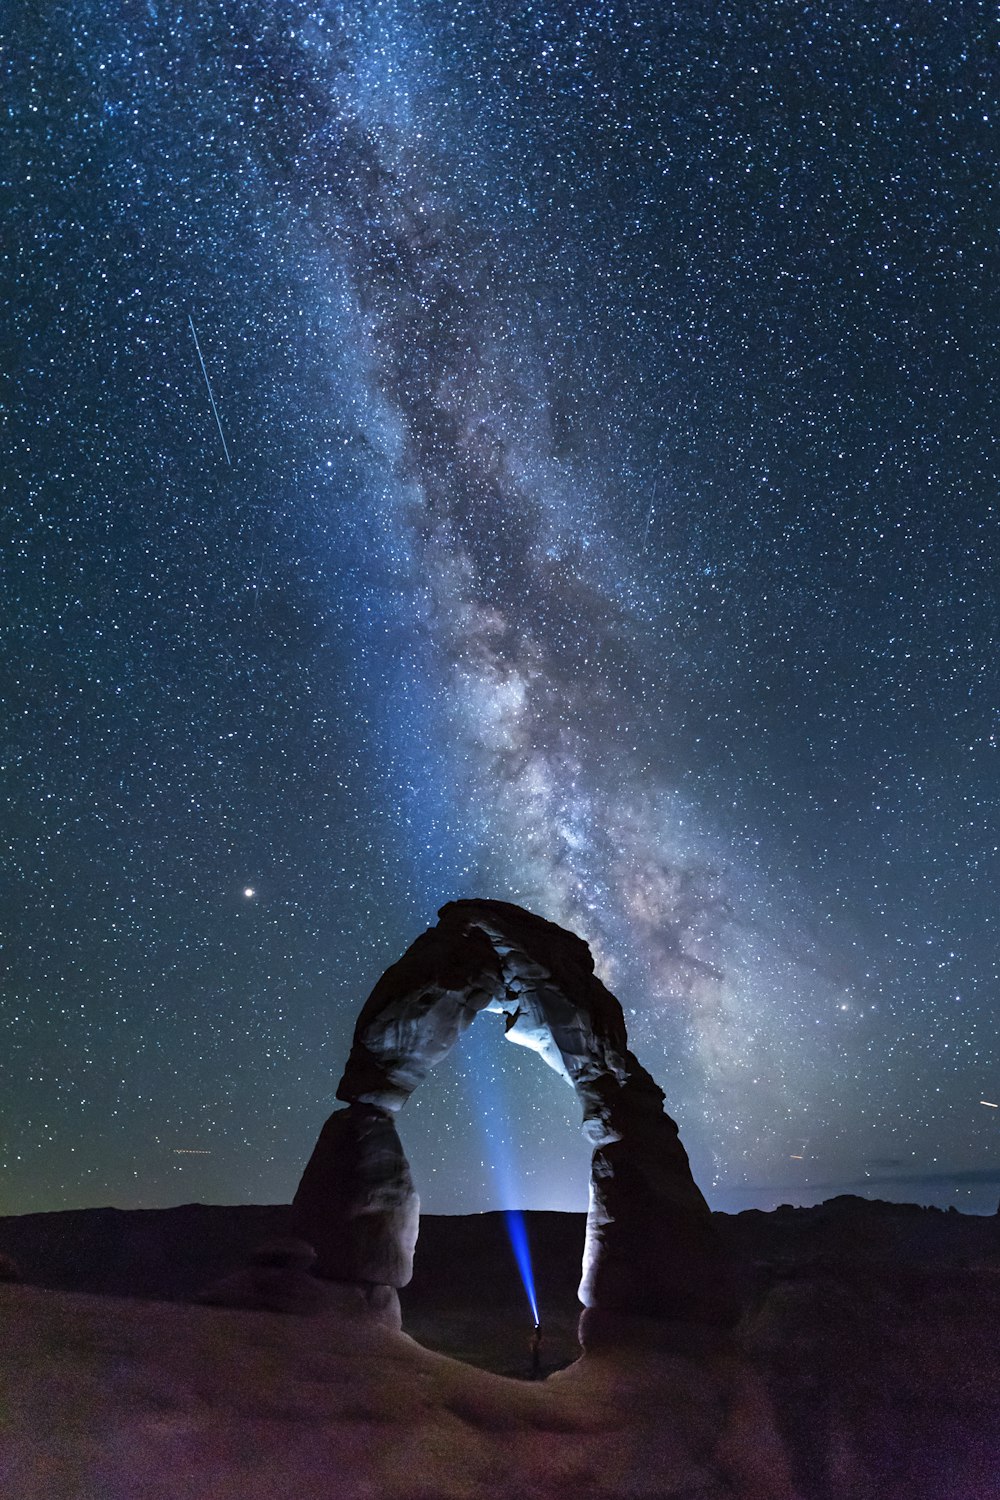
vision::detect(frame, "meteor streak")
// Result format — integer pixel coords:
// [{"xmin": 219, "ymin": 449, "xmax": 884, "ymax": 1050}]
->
[
  {"xmin": 641, "ymin": 477, "xmax": 658, "ymax": 552},
  {"xmin": 188, "ymin": 315, "xmax": 232, "ymax": 466}
]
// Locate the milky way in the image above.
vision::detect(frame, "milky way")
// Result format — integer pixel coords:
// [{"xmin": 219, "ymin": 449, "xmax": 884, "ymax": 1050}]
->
[{"xmin": 6, "ymin": 1, "xmax": 997, "ymax": 1216}]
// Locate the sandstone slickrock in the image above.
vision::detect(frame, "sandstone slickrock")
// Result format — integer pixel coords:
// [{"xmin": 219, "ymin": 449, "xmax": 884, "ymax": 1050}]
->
[{"xmin": 293, "ymin": 898, "xmax": 736, "ymax": 1325}]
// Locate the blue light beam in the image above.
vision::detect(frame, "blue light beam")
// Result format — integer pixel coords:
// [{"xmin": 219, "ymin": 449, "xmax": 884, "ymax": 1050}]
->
[
  {"xmin": 455, "ymin": 1018, "xmax": 543, "ymax": 1324},
  {"xmin": 504, "ymin": 1208, "xmax": 540, "ymax": 1325}
]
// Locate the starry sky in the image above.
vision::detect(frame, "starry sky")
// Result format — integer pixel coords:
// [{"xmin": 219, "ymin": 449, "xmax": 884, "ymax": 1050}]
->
[{"xmin": 6, "ymin": 0, "xmax": 998, "ymax": 1220}]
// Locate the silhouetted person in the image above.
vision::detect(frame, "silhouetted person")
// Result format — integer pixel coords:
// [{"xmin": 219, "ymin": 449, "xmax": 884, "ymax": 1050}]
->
[{"xmin": 529, "ymin": 1323, "xmax": 542, "ymax": 1380}]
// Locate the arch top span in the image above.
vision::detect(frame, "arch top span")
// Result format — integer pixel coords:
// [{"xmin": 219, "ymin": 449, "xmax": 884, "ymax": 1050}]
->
[{"xmin": 292, "ymin": 899, "xmax": 736, "ymax": 1330}]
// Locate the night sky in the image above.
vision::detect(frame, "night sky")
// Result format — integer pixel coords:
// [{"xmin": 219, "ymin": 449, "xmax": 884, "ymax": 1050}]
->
[{"xmin": 6, "ymin": 1, "xmax": 998, "ymax": 1221}]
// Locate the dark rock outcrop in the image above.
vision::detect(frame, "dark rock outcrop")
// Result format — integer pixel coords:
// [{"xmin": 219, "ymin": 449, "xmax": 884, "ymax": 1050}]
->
[
  {"xmin": 197, "ymin": 1252, "xmax": 329, "ymax": 1315},
  {"xmin": 249, "ymin": 1237, "xmax": 317, "ymax": 1272},
  {"xmin": 193, "ymin": 1234, "xmax": 403, "ymax": 1325},
  {"xmin": 293, "ymin": 898, "xmax": 735, "ymax": 1326},
  {"xmin": 0, "ymin": 1251, "xmax": 21, "ymax": 1282}
]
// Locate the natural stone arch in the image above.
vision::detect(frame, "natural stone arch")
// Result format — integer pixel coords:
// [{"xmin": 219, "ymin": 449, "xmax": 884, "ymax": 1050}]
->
[{"xmin": 292, "ymin": 899, "xmax": 734, "ymax": 1330}]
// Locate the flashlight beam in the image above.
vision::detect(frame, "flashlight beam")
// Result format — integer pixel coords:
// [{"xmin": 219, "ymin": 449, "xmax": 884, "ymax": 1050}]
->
[{"xmin": 504, "ymin": 1209, "xmax": 540, "ymax": 1326}]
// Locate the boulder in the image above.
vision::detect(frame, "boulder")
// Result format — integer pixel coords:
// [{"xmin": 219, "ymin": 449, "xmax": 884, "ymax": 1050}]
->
[
  {"xmin": 249, "ymin": 1238, "xmax": 317, "ymax": 1272},
  {"xmin": 196, "ymin": 1263, "xmax": 330, "ymax": 1315},
  {"xmin": 195, "ymin": 1234, "xmax": 322, "ymax": 1315}
]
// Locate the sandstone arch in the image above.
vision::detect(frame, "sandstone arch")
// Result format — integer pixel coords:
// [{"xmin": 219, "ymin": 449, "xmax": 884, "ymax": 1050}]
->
[{"xmin": 292, "ymin": 899, "xmax": 733, "ymax": 1326}]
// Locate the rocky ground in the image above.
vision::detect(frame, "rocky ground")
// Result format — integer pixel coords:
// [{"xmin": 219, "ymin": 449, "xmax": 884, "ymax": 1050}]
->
[{"xmin": 1, "ymin": 1197, "xmax": 998, "ymax": 1499}]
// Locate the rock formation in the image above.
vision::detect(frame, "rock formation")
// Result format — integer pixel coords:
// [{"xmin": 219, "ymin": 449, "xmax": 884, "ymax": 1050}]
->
[
  {"xmin": 293, "ymin": 898, "xmax": 735, "ymax": 1327},
  {"xmin": 0, "ymin": 1251, "xmax": 21, "ymax": 1282},
  {"xmin": 196, "ymin": 1238, "xmax": 327, "ymax": 1315},
  {"xmin": 196, "ymin": 1237, "xmax": 402, "ymax": 1325}
]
